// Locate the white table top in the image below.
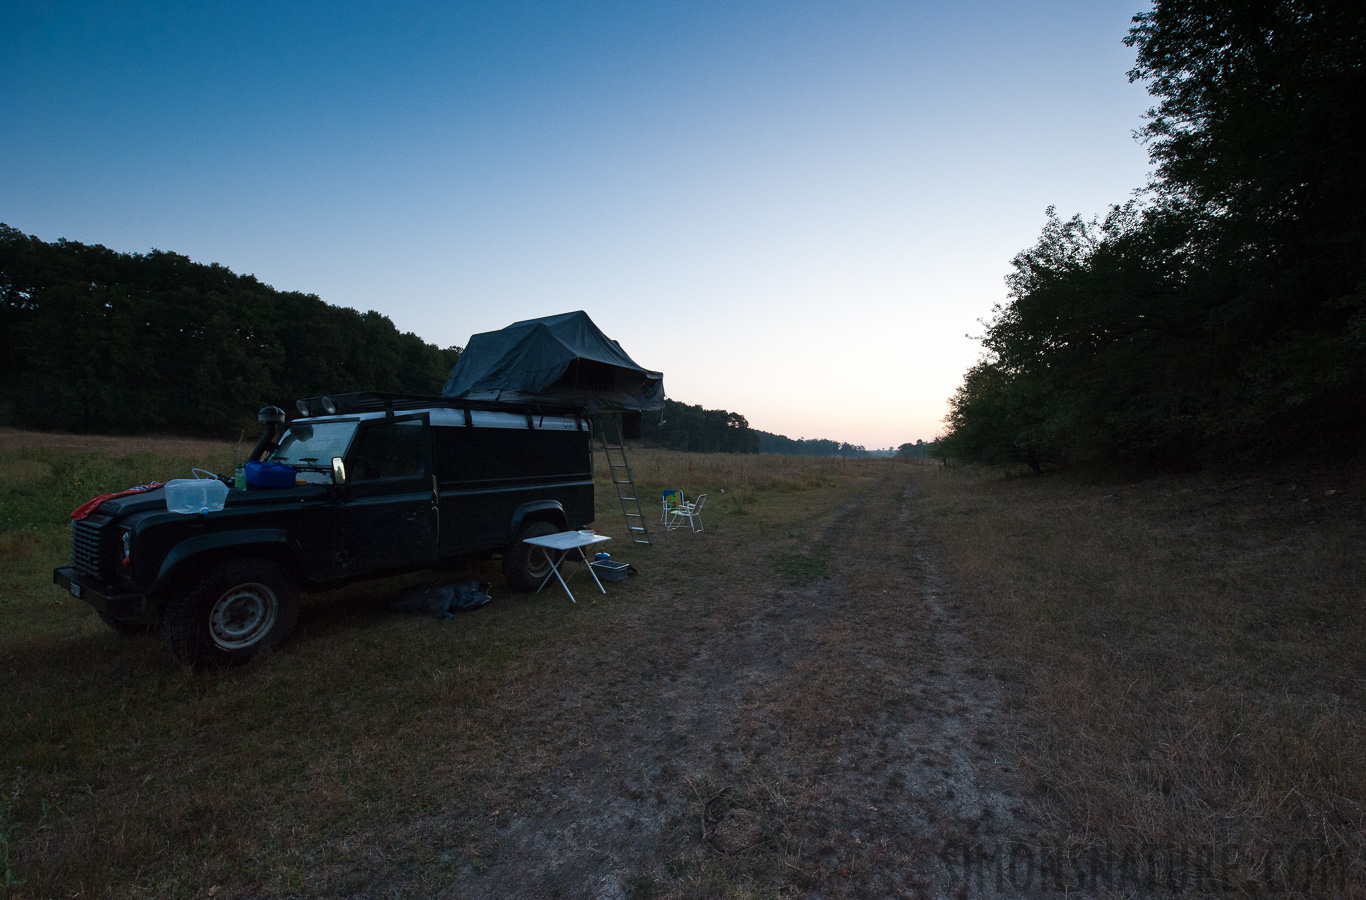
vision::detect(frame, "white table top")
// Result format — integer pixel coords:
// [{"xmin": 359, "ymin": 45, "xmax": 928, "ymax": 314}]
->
[{"xmin": 523, "ymin": 531, "xmax": 613, "ymax": 551}]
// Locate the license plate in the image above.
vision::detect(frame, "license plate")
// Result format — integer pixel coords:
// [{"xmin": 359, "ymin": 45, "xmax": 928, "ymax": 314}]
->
[{"xmin": 68, "ymin": 582, "xmax": 82, "ymax": 599}]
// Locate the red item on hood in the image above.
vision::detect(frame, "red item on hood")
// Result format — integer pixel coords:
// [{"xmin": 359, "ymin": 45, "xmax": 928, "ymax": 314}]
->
[{"xmin": 70, "ymin": 482, "xmax": 164, "ymax": 521}]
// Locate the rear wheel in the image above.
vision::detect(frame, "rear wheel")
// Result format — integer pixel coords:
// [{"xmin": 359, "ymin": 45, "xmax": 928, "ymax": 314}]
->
[
  {"xmin": 502, "ymin": 520, "xmax": 559, "ymax": 592},
  {"xmin": 163, "ymin": 558, "xmax": 300, "ymax": 667}
]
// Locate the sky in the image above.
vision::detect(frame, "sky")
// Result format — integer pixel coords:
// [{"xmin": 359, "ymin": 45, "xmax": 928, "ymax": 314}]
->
[{"xmin": 1, "ymin": 1, "xmax": 1155, "ymax": 449}]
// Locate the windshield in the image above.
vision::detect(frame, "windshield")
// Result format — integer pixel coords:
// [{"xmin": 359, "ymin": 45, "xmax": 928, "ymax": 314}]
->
[{"xmin": 270, "ymin": 421, "xmax": 358, "ymax": 468}]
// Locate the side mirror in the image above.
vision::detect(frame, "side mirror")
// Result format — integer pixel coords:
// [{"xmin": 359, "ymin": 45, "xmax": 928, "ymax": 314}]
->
[{"xmin": 331, "ymin": 457, "xmax": 347, "ymax": 486}]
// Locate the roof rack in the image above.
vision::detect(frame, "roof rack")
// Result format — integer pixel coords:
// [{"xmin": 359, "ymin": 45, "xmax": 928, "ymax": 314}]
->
[{"xmin": 294, "ymin": 391, "xmax": 586, "ymax": 419}]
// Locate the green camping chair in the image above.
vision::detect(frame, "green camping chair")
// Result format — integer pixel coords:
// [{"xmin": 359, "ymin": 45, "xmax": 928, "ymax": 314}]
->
[{"xmin": 661, "ymin": 490, "xmax": 684, "ymax": 525}]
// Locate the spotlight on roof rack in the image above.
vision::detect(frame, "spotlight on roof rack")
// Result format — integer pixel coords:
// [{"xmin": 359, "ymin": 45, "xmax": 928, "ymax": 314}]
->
[
  {"xmin": 296, "ymin": 399, "xmax": 310, "ymax": 416},
  {"xmin": 321, "ymin": 396, "xmax": 337, "ymax": 415}
]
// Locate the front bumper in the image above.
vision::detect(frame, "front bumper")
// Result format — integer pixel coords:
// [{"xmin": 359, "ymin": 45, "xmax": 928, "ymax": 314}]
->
[{"xmin": 53, "ymin": 567, "xmax": 156, "ymax": 623}]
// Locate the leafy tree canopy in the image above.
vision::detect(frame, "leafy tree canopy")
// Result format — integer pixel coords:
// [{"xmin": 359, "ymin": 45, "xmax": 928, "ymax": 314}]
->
[
  {"xmin": 942, "ymin": 0, "xmax": 1366, "ymax": 467},
  {"xmin": 0, "ymin": 225, "xmax": 461, "ymax": 436},
  {"xmin": 638, "ymin": 399, "xmax": 760, "ymax": 454}
]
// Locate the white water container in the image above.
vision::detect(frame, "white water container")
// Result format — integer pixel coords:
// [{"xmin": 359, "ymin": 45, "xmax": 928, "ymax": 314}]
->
[{"xmin": 164, "ymin": 478, "xmax": 229, "ymax": 514}]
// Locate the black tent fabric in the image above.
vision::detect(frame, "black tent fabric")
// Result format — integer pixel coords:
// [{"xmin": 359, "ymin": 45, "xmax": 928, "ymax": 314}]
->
[{"xmin": 441, "ymin": 311, "xmax": 665, "ymax": 414}]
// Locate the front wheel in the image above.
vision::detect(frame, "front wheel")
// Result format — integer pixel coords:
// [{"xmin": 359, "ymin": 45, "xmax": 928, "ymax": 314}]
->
[
  {"xmin": 502, "ymin": 520, "xmax": 559, "ymax": 592},
  {"xmin": 163, "ymin": 558, "xmax": 300, "ymax": 667}
]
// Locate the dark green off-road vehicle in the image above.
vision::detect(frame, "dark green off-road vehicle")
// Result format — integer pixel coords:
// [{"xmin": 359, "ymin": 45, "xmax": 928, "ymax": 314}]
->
[{"xmin": 53, "ymin": 393, "xmax": 595, "ymax": 667}]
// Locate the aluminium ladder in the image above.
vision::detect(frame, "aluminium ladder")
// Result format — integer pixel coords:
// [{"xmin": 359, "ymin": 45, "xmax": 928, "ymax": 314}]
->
[{"xmin": 593, "ymin": 413, "xmax": 651, "ymax": 545}]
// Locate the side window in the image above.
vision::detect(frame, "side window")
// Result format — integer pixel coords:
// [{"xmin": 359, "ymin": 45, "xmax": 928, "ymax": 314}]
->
[{"xmin": 349, "ymin": 420, "xmax": 426, "ymax": 481}]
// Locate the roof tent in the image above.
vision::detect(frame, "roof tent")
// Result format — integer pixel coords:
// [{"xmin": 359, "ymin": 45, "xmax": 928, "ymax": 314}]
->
[{"xmin": 441, "ymin": 310, "xmax": 665, "ymax": 415}]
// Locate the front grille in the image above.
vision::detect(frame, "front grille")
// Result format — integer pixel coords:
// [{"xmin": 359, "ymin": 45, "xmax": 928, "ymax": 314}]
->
[{"xmin": 72, "ymin": 519, "xmax": 114, "ymax": 582}]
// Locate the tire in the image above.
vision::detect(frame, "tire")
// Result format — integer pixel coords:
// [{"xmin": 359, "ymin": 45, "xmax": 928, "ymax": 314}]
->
[
  {"xmin": 163, "ymin": 558, "xmax": 300, "ymax": 668},
  {"xmin": 502, "ymin": 520, "xmax": 559, "ymax": 592},
  {"xmin": 97, "ymin": 609, "xmax": 158, "ymax": 636}
]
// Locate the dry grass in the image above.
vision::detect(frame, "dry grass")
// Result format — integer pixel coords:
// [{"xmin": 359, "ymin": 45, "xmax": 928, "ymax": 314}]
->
[
  {"xmin": 0, "ymin": 427, "xmax": 241, "ymax": 458},
  {"xmin": 0, "ymin": 433, "xmax": 894, "ymax": 897},
  {"xmin": 5, "ymin": 428, "xmax": 1361, "ymax": 896},
  {"xmin": 911, "ymin": 463, "xmax": 1366, "ymax": 893}
]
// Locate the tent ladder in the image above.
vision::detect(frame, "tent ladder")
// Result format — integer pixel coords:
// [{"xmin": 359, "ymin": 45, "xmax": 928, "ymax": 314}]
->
[{"xmin": 593, "ymin": 414, "xmax": 651, "ymax": 545}]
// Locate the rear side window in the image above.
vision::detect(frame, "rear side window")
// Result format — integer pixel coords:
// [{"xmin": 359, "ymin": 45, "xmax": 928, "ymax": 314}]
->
[
  {"xmin": 349, "ymin": 419, "xmax": 426, "ymax": 481},
  {"xmin": 433, "ymin": 427, "xmax": 588, "ymax": 481}
]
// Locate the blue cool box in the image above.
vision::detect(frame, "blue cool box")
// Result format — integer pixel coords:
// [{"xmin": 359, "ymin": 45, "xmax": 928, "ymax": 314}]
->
[{"xmin": 245, "ymin": 461, "xmax": 296, "ymax": 488}]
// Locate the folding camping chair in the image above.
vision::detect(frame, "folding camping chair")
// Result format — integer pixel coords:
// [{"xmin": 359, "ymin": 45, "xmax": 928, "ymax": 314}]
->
[
  {"xmin": 666, "ymin": 493, "xmax": 706, "ymax": 532},
  {"xmin": 661, "ymin": 490, "xmax": 685, "ymax": 525}
]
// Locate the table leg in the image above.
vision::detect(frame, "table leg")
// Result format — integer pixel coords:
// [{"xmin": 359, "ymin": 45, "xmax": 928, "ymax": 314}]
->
[
  {"xmin": 579, "ymin": 546, "xmax": 608, "ymax": 594},
  {"xmin": 534, "ymin": 547, "xmax": 578, "ymax": 603},
  {"xmin": 534, "ymin": 548, "xmax": 558, "ymax": 592}
]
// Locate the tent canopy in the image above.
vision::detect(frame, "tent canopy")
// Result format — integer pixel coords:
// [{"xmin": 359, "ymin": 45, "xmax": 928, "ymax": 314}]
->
[{"xmin": 441, "ymin": 311, "xmax": 665, "ymax": 414}]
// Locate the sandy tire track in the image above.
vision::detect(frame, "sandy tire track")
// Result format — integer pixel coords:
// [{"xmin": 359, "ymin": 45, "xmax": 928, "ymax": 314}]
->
[{"xmin": 429, "ymin": 470, "xmax": 1046, "ymax": 898}]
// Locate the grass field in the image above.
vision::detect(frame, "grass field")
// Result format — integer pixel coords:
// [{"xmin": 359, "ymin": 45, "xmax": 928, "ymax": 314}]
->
[
  {"xmin": 913, "ymin": 463, "xmax": 1366, "ymax": 895},
  {"xmin": 1, "ymin": 430, "xmax": 1362, "ymax": 897}
]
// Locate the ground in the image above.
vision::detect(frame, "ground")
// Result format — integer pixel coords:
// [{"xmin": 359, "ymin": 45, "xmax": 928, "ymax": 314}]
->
[
  {"xmin": 4, "ymin": 452, "xmax": 1047, "ymax": 898},
  {"xmin": 372, "ymin": 472, "xmax": 1045, "ymax": 898},
  {"xmin": 10, "ymin": 441, "xmax": 1359, "ymax": 897}
]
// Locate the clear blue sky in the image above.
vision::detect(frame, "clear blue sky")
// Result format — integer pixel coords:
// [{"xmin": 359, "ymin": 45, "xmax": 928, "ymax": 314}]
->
[{"xmin": 2, "ymin": 1, "xmax": 1154, "ymax": 449}]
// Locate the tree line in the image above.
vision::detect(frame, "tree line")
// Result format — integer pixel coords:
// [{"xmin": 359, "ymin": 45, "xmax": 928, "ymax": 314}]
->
[
  {"xmin": 635, "ymin": 400, "xmax": 889, "ymax": 456},
  {"xmin": 756, "ymin": 432, "xmax": 871, "ymax": 457},
  {"xmin": 0, "ymin": 226, "xmax": 896, "ymax": 456},
  {"xmin": 942, "ymin": 0, "xmax": 1366, "ymax": 468},
  {"xmin": 897, "ymin": 439, "xmax": 941, "ymax": 460},
  {"xmin": 0, "ymin": 225, "xmax": 462, "ymax": 437},
  {"xmin": 637, "ymin": 399, "xmax": 760, "ymax": 453}
]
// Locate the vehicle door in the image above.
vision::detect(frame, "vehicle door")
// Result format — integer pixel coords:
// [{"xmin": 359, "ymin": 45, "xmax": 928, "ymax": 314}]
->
[{"xmin": 341, "ymin": 413, "xmax": 438, "ymax": 577}]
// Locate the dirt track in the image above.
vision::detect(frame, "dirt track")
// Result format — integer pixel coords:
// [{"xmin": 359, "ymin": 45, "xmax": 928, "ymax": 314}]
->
[{"xmin": 400, "ymin": 472, "xmax": 1044, "ymax": 898}]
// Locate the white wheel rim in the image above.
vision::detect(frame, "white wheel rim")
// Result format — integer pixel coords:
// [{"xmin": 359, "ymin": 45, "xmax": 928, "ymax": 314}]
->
[
  {"xmin": 528, "ymin": 552, "xmax": 551, "ymax": 579},
  {"xmin": 209, "ymin": 582, "xmax": 279, "ymax": 650}
]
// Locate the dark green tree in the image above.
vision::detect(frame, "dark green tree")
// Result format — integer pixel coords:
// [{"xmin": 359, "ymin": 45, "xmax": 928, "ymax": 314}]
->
[
  {"xmin": 0, "ymin": 225, "xmax": 463, "ymax": 436},
  {"xmin": 639, "ymin": 399, "xmax": 760, "ymax": 453},
  {"xmin": 1128, "ymin": 0, "xmax": 1366, "ymax": 450},
  {"xmin": 942, "ymin": 0, "xmax": 1366, "ymax": 466}
]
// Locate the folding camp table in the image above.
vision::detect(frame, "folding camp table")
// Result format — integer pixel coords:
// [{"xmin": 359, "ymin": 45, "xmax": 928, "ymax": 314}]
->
[{"xmin": 522, "ymin": 531, "xmax": 612, "ymax": 603}]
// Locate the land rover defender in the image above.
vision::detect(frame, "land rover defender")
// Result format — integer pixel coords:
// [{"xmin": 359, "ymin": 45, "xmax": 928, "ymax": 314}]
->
[{"xmin": 53, "ymin": 392, "xmax": 595, "ymax": 667}]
